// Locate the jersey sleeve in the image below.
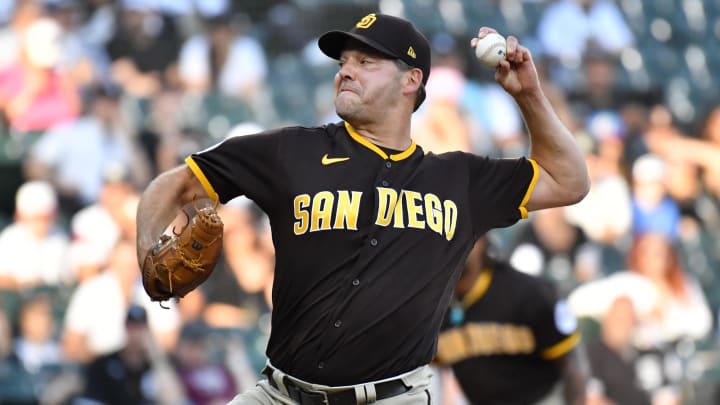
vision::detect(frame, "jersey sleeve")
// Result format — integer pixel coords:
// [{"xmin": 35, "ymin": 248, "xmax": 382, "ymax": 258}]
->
[
  {"xmin": 467, "ymin": 156, "xmax": 538, "ymax": 234},
  {"xmin": 529, "ymin": 281, "xmax": 581, "ymax": 360},
  {"xmin": 185, "ymin": 129, "xmax": 283, "ymax": 208}
]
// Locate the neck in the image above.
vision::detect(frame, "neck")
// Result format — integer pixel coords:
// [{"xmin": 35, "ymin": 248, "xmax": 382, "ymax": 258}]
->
[{"xmin": 347, "ymin": 119, "xmax": 412, "ymax": 151}]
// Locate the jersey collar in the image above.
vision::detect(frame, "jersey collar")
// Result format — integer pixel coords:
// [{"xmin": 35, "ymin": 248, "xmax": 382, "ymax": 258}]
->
[{"xmin": 344, "ymin": 121, "xmax": 416, "ymax": 161}]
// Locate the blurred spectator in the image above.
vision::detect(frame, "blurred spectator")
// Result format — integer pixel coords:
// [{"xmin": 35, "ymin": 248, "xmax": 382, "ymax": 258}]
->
[
  {"xmin": 66, "ymin": 164, "xmax": 140, "ymax": 256},
  {"xmin": 638, "ymin": 107, "xmax": 714, "ymax": 238},
  {"xmin": 78, "ymin": 0, "xmax": 117, "ymax": 50},
  {"xmin": 0, "ymin": 0, "xmax": 43, "ymax": 71},
  {"xmin": 201, "ymin": 199, "xmax": 273, "ymax": 330},
  {"xmin": 106, "ymin": 0, "xmax": 182, "ymax": 99},
  {"xmin": 566, "ymin": 52, "xmax": 638, "ymax": 126},
  {"xmin": 536, "ymin": 0, "xmax": 634, "ymax": 66},
  {"xmin": 0, "ymin": 301, "xmax": 38, "ymax": 405},
  {"xmin": 584, "ymin": 295, "xmax": 653, "ymax": 405},
  {"xmin": 0, "ymin": 303, "xmax": 13, "ymax": 360},
  {"xmin": 630, "ymin": 154, "xmax": 681, "ymax": 240},
  {"xmin": 78, "ymin": 304, "xmax": 185, "ymax": 405},
  {"xmin": 0, "ymin": 181, "xmax": 69, "ymax": 289},
  {"xmin": 641, "ymin": 105, "xmax": 720, "ymax": 237},
  {"xmin": 566, "ymin": 111, "xmax": 632, "ymax": 248},
  {"xmin": 697, "ymin": 104, "xmax": 720, "ymax": 182},
  {"xmin": 412, "ymin": 65, "xmax": 472, "ymax": 154},
  {"xmin": 626, "ymin": 232, "xmax": 712, "ymax": 348},
  {"xmin": 12, "ymin": 291, "xmax": 62, "ymax": 374},
  {"xmin": 701, "ymin": 104, "xmax": 720, "ymax": 146},
  {"xmin": 173, "ymin": 321, "xmax": 238, "ymax": 405},
  {"xmin": 178, "ymin": 2, "xmax": 268, "ymax": 105},
  {"xmin": 568, "ymin": 231, "xmax": 712, "ymax": 402},
  {"xmin": 0, "ymin": 0, "xmax": 15, "ymax": 25},
  {"xmin": 66, "ymin": 201, "xmax": 121, "ymax": 283},
  {"xmin": 0, "ymin": 17, "xmax": 81, "ymax": 133},
  {"xmin": 570, "ymin": 275, "xmax": 689, "ymax": 405},
  {"xmin": 462, "ymin": 81, "xmax": 527, "ymax": 157},
  {"xmin": 508, "ymin": 207, "xmax": 603, "ymax": 296},
  {"xmin": 44, "ymin": 0, "xmax": 109, "ymax": 89},
  {"xmin": 139, "ymin": 88, "xmax": 186, "ymax": 173},
  {"xmin": 24, "ymin": 84, "xmax": 150, "ymax": 216},
  {"xmin": 415, "ymin": 38, "xmax": 526, "ymax": 157},
  {"xmin": 61, "ymin": 239, "xmax": 181, "ymax": 363}
]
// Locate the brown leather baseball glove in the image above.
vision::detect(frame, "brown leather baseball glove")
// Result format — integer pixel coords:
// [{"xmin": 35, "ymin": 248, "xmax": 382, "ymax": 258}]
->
[{"xmin": 142, "ymin": 200, "xmax": 223, "ymax": 304}]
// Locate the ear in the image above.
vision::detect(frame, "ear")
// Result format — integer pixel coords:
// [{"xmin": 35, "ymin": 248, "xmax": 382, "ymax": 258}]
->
[{"xmin": 402, "ymin": 68, "xmax": 423, "ymax": 96}]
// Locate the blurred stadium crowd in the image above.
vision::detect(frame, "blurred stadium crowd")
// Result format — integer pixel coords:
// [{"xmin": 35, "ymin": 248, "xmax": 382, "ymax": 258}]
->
[{"xmin": 1, "ymin": 0, "xmax": 720, "ymax": 404}]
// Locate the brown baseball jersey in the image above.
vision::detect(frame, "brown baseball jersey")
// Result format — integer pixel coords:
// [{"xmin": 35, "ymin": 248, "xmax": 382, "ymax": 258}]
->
[{"xmin": 186, "ymin": 121, "xmax": 537, "ymax": 385}]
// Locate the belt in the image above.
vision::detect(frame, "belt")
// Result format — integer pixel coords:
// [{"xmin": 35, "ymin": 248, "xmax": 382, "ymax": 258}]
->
[{"xmin": 262, "ymin": 366, "xmax": 410, "ymax": 405}]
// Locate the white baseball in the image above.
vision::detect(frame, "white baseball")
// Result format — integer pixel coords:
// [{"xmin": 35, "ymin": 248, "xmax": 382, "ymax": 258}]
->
[{"xmin": 474, "ymin": 32, "xmax": 507, "ymax": 68}]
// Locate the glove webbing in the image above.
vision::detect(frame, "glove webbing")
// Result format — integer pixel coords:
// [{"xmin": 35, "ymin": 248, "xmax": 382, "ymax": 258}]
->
[{"xmin": 167, "ymin": 233, "xmax": 222, "ymax": 296}]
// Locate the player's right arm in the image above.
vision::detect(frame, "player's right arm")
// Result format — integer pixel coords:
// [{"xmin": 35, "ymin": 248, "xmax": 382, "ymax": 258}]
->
[
  {"xmin": 478, "ymin": 27, "xmax": 590, "ymax": 211},
  {"xmin": 135, "ymin": 165, "xmax": 209, "ymax": 266}
]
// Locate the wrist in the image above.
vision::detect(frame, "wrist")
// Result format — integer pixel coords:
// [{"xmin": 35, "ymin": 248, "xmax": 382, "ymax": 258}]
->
[{"xmin": 513, "ymin": 87, "xmax": 546, "ymax": 106}]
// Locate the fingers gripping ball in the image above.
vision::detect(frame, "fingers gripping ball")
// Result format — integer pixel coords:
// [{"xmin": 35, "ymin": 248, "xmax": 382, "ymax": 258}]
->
[
  {"xmin": 142, "ymin": 199, "xmax": 223, "ymax": 305},
  {"xmin": 475, "ymin": 32, "xmax": 507, "ymax": 68}
]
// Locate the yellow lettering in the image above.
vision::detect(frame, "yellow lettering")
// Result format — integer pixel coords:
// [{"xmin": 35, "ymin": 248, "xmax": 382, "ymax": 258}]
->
[
  {"xmin": 375, "ymin": 187, "xmax": 397, "ymax": 226},
  {"xmin": 436, "ymin": 329, "xmax": 468, "ymax": 365},
  {"xmin": 441, "ymin": 323, "xmax": 536, "ymax": 360},
  {"xmin": 501, "ymin": 326, "xmax": 520, "ymax": 354},
  {"xmin": 519, "ymin": 327, "xmax": 536, "ymax": 353},
  {"xmin": 293, "ymin": 194, "xmax": 311, "ymax": 235},
  {"xmin": 424, "ymin": 194, "xmax": 443, "ymax": 235},
  {"xmin": 310, "ymin": 191, "xmax": 334, "ymax": 232},
  {"xmin": 334, "ymin": 191, "xmax": 362, "ymax": 230},
  {"xmin": 443, "ymin": 200, "xmax": 458, "ymax": 241},
  {"xmin": 393, "ymin": 191, "xmax": 405, "ymax": 228},
  {"xmin": 404, "ymin": 190, "xmax": 424, "ymax": 229}
]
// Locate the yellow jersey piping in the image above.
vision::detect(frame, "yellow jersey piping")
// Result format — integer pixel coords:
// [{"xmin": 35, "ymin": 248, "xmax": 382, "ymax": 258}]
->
[
  {"xmin": 518, "ymin": 159, "xmax": 539, "ymax": 219},
  {"xmin": 184, "ymin": 156, "xmax": 219, "ymax": 203},
  {"xmin": 344, "ymin": 121, "xmax": 416, "ymax": 161},
  {"xmin": 541, "ymin": 331, "xmax": 581, "ymax": 360},
  {"xmin": 462, "ymin": 268, "xmax": 493, "ymax": 308}
]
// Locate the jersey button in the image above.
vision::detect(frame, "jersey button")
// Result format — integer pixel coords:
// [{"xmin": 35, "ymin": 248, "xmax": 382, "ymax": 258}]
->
[
  {"xmin": 352, "ymin": 279, "xmax": 360, "ymax": 286},
  {"xmin": 334, "ymin": 320, "xmax": 342, "ymax": 328},
  {"xmin": 385, "ymin": 161, "xmax": 392, "ymax": 168},
  {"xmin": 381, "ymin": 180, "xmax": 389, "ymax": 187},
  {"xmin": 370, "ymin": 238, "xmax": 378, "ymax": 246},
  {"xmin": 318, "ymin": 362, "xmax": 325, "ymax": 369}
]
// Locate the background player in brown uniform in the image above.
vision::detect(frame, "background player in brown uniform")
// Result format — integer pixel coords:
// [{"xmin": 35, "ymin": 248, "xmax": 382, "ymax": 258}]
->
[
  {"xmin": 435, "ymin": 235, "xmax": 588, "ymax": 405},
  {"xmin": 136, "ymin": 12, "xmax": 589, "ymax": 405}
]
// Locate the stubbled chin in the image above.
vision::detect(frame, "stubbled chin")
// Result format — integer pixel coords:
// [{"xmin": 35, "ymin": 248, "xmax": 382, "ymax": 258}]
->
[{"xmin": 335, "ymin": 93, "xmax": 358, "ymax": 116}]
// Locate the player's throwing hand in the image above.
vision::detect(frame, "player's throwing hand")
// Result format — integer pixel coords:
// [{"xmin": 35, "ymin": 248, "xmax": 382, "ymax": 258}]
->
[{"xmin": 472, "ymin": 27, "xmax": 541, "ymax": 97}]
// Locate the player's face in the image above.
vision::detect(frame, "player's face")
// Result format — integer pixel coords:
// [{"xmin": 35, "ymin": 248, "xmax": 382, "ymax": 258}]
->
[{"xmin": 334, "ymin": 46, "xmax": 404, "ymax": 122}]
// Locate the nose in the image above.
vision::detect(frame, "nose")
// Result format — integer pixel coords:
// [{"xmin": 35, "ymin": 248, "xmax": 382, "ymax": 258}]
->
[{"xmin": 338, "ymin": 59, "xmax": 357, "ymax": 80}]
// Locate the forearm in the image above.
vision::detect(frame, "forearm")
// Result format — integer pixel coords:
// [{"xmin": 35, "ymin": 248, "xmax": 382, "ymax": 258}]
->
[
  {"xmin": 136, "ymin": 165, "xmax": 206, "ymax": 264},
  {"xmin": 518, "ymin": 91, "xmax": 589, "ymax": 208}
]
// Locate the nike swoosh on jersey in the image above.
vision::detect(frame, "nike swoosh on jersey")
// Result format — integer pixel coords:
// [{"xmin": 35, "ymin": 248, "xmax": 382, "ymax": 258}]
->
[{"xmin": 321, "ymin": 154, "xmax": 350, "ymax": 165}]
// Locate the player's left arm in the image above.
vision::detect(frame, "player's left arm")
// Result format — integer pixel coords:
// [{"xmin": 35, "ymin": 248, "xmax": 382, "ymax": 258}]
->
[{"xmin": 490, "ymin": 29, "xmax": 590, "ymax": 211}]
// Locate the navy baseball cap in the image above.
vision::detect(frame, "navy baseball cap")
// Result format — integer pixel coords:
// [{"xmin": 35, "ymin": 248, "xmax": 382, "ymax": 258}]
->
[{"xmin": 319, "ymin": 13, "xmax": 431, "ymax": 107}]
